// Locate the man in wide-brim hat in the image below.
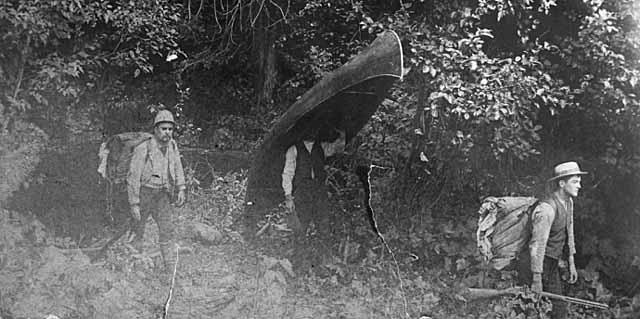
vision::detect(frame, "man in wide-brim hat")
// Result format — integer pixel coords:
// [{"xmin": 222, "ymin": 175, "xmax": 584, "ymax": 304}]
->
[{"xmin": 527, "ymin": 161, "xmax": 587, "ymax": 318}]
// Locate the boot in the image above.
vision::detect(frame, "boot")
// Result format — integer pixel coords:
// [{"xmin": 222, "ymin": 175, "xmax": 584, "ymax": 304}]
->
[{"xmin": 159, "ymin": 241, "xmax": 177, "ymax": 273}]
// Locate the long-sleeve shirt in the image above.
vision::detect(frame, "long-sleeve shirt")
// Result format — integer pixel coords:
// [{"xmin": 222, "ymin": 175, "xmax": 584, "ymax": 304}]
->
[
  {"xmin": 281, "ymin": 138, "xmax": 345, "ymax": 196},
  {"xmin": 529, "ymin": 193, "xmax": 576, "ymax": 273},
  {"xmin": 127, "ymin": 137, "xmax": 186, "ymax": 205}
]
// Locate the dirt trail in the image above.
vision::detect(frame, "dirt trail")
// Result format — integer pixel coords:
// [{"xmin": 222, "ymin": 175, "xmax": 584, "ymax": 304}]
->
[
  {"xmin": 0, "ymin": 143, "xmax": 339, "ymax": 319},
  {"xmin": 0, "ymin": 196, "xmax": 344, "ymax": 319}
]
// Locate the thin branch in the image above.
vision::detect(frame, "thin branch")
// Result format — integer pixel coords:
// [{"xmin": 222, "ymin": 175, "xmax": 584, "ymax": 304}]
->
[
  {"xmin": 268, "ymin": 0, "xmax": 288, "ymax": 23},
  {"xmin": 195, "ymin": 0, "xmax": 204, "ymax": 20},
  {"xmin": 188, "ymin": 0, "xmax": 192, "ymax": 21},
  {"xmin": 238, "ymin": 0, "xmax": 244, "ymax": 33},
  {"xmin": 250, "ymin": 0, "xmax": 266, "ymax": 28},
  {"xmin": 213, "ymin": 0, "xmax": 222, "ymax": 31},
  {"xmin": 13, "ymin": 34, "xmax": 30, "ymax": 100}
]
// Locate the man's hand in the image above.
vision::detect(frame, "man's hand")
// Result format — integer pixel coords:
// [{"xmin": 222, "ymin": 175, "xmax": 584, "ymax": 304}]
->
[
  {"xmin": 532, "ymin": 273, "xmax": 543, "ymax": 293},
  {"xmin": 568, "ymin": 260, "xmax": 578, "ymax": 284},
  {"xmin": 176, "ymin": 189, "xmax": 186, "ymax": 207},
  {"xmin": 284, "ymin": 194, "xmax": 301, "ymax": 233},
  {"xmin": 131, "ymin": 205, "xmax": 141, "ymax": 221},
  {"xmin": 285, "ymin": 194, "xmax": 295, "ymax": 212}
]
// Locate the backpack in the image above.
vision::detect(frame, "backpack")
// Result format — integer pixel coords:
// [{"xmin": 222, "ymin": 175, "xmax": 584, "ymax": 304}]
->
[
  {"xmin": 476, "ymin": 196, "xmax": 539, "ymax": 270},
  {"xmin": 97, "ymin": 132, "xmax": 153, "ymax": 185}
]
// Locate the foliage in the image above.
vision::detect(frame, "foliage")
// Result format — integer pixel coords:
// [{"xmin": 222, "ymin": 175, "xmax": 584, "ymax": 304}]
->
[
  {"xmin": 2, "ymin": 0, "xmax": 640, "ymax": 317},
  {"xmin": 0, "ymin": 0, "xmax": 182, "ymax": 130},
  {"xmin": 0, "ymin": 0, "xmax": 183, "ymax": 214},
  {"xmin": 179, "ymin": 170, "xmax": 247, "ymax": 239},
  {"xmin": 0, "ymin": 120, "xmax": 47, "ymax": 205},
  {"xmin": 339, "ymin": 0, "xmax": 640, "ymax": 297}
]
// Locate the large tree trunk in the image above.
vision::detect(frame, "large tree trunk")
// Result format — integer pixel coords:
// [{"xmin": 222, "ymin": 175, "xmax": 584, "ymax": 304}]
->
[{"xmin": 254, "ymin": 14, "xmax": 279, "ymax": 106}]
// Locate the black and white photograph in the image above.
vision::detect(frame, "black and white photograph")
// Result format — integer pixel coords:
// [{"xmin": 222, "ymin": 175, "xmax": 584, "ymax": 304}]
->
[{"xmin": 0, "ymin": 0, "xmax": 638, "ymax": 318}]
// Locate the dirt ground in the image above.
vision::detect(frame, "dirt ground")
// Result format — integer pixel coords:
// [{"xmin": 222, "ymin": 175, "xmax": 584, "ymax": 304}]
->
[
  {"xmin": 0, "ymin": 144, "xmax": 411, "ymax": 319},
  {"xmin": 2, "ymin": 144, "xmax": 276, "ymax": 319},
  {"xmin": 2, "ymin": 145, "xmax": 637, "ymax": 319},
  {"xmin": 0, "ymin": 205, "xmax": 362, "ymax": 319}
]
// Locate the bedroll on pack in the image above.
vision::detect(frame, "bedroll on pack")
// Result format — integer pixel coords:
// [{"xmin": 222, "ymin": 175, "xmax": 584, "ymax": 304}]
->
[
  {"xmin": 97, "ymin": 132, "xmax": 153, "ymax": 184},
  {"xmin": 476, "ymin": 196, "xmax": 539, "ymax": 270}
]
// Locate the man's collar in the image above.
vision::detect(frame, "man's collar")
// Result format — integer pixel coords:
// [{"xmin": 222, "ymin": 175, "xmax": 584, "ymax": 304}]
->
[
  {"xmin": 151, "ymin": 136, "xmax": 172, "ymax": 150},
  {"xmin": 553, "ymin": 190, "xmax": 571, "ymax": 205}
]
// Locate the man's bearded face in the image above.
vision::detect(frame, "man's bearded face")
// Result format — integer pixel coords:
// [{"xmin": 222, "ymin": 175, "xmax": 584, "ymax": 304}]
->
[{"xmin": 154, "ymin": 123, "xmax": 174, "ymax": 143}]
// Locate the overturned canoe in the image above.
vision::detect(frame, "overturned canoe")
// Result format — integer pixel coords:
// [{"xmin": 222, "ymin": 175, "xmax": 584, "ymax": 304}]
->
[{"xmin": 244, "ymin": 31, "xmax": 404, "ymax": 222}]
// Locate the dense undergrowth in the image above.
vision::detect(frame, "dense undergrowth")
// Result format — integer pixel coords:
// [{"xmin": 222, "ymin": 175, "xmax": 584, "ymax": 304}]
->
[
  {"xmin": 0, "ymin": 104, "xmax": 636, "ymax": 318},
  {"xmin": 0, "ymin": 102, "xmax": 636, "ymax": 319},
  {"xmin": 3, "ymin": 164, "xmax": 638, "ymax": 318}
]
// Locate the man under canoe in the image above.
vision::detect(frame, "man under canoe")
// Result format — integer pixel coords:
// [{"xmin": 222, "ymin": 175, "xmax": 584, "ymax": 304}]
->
[{"xmin": 281, "ymin": 125, "xmax": 346, "ymax": 238}]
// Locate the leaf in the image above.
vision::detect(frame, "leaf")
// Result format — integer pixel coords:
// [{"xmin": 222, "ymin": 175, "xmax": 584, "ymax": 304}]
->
[
  {"xmin": 476, "ymin": 28, "xmax": 494, "ymax": 38},
  {"xmin": 470, "ymin": 60, "xmax": 478, "ymax": 71},
  {"xmin": 166, "ymin": 53, "xmax": 178, "ymax": 62},
  {"xmin": 402, "ymin": 66, "xmax": 412, "ymax": 77}
]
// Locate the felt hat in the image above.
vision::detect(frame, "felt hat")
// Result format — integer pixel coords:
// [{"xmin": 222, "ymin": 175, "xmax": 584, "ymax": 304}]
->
[
  {"xmin": 548, "ymin": 161, "xmax": 588, "ymax": 181},
  {"xmin": 154, "ymin": 110, "xmax": 175, "ymax": 126}
]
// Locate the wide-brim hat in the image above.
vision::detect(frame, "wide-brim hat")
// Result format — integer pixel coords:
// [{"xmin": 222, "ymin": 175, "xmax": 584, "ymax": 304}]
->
[{"xmin": 548, "ymin": 161, "xmax": 588, "ymax": 182}]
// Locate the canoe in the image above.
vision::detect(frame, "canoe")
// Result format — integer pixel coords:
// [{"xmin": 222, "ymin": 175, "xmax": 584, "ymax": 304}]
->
[{"xmin": 244, "ymin": 31, "xmax": 404, "ymax": 220}]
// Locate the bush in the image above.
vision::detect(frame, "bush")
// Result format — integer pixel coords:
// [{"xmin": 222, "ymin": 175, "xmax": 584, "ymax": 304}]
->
[{"xmin": 0, "ymin": 121, "xmax": 48, "ymax": 205}]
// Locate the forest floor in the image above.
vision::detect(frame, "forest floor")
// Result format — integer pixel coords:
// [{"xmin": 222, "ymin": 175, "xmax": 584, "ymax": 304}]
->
[
  {"xmin": 1, "ymin": 145, "xmax": 637, "ymax": 319},
  {"xmin": 0, "ymin": 194, "xmax": 447, "ymax": 319}
]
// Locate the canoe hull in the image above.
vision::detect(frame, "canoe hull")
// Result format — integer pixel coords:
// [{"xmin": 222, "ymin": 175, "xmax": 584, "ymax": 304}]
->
[{"xmin": 244, "ymin": 31, "xmax": 404, "ymax": 222}]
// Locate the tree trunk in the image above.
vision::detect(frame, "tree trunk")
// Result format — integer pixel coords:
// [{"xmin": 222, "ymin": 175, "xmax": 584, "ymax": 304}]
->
[
  {"xmin": 403, "ymin": 80, "xmax": 429, "ymax": 176},
  {"xmin": 254, "ymin": 14, "xmax": 279, "ymax": 107}
]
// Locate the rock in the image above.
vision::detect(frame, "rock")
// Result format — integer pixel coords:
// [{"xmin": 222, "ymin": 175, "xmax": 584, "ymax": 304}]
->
[{"xmin": 191, "ymin": 222, "xmax": 223, "ymax": 245}]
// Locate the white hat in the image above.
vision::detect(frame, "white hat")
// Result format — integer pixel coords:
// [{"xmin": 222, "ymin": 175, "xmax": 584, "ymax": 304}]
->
[{"xmin": 548, "ymin": 161, "xmax": 588, "ymax": 181}]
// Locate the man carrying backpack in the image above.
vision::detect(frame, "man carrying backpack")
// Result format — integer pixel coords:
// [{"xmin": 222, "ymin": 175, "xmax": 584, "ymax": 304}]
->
[
  {"xmin": 527, "ymin": 161, "xmax": 587, "ymax": 318},
  {"xmin": 127, "ymin": 109, "xmax": 186, "ymax": 272}
]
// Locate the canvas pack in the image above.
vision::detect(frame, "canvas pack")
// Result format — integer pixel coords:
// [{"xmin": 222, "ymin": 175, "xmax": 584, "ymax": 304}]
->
[{"xmin": 477, "ymin": 196, "xmax": 539, "ymax": 270}]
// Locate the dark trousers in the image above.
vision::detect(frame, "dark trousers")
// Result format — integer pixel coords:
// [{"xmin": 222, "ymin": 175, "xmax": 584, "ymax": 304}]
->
[
  {"xmin": 542, "ymin": 257, "xmax": 569, "ymax": 318},
  {"xmin": 133, "ymin": 186, "xmax": 174, "ymax": 244},
  {"xmin": 293, "ymin": 181, "xmax": 329, "ymax": 234},
  {"xmin": 518, "ymin": 255, "xmax": 568, "ymax": 319}
]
